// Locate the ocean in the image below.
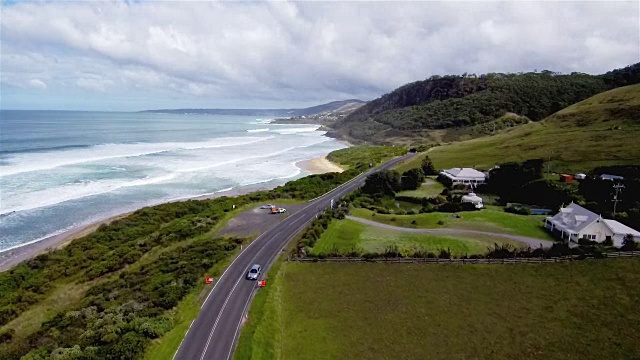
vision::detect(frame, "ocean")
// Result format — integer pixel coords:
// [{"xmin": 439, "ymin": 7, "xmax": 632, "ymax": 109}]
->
[{"xmin": 0, "ymin": 110, "xmax": 346, "ymax": 251}]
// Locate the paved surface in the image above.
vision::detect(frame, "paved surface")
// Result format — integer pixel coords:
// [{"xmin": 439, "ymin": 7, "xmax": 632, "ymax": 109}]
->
[
  {"xmin": 347, "ymin": 216, "xmax": 555, "ymax": 248},
  {"xmin": 173, "ymin": 153, "xmax": 414, "ymax": 360},
  {"xmin": 216, "ymin": 203, "xmax": 307, "ymax": 238}
]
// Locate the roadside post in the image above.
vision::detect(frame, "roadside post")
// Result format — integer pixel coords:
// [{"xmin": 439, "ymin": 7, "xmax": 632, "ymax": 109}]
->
[{"xmin": 258, "ymin": 280, "xmax": 266, "ymax": 288}]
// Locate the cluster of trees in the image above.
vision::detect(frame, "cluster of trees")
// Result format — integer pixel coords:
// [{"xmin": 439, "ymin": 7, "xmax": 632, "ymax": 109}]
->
[
  {"xmin": 480, "ymin": 159, "xmax": 578, "ymax": 209},
  {"xmin": 13, "ymin": 237, "xmax": 244, "ymax": 360},
  {"xmin": 334, "ymin": 63, "xmax": 640, "ymax": 143},
  {"xmin": 0, "ymin": 197, "xmax": 251, "ymax": 330}
]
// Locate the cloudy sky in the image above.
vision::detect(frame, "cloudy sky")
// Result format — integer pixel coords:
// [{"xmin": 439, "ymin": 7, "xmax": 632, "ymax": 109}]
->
[{"xmin": 1, "ymin": 1, "xmax": 639, "ymax": 111}]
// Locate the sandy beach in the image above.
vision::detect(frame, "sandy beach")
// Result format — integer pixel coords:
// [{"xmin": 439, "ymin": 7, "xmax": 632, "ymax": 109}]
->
[
  {"xmin": 297, "ymin": 155, "xmax": 344, "ymax": 174},
  {"xmin": 0, "ymin": 155, "xmax": 346, "ymax": 272}
]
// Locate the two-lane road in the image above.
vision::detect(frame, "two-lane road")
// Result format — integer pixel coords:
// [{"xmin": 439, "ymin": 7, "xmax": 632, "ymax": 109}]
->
[{"xmin": 174, "ymin": 153, "xmax": 414, "ymax": 360}]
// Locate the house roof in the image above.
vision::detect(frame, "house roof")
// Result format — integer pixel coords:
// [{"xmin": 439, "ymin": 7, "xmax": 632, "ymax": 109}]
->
[
  {"xmin": 441, "ymin": 167, "xmax": 486, "ymax": 180},
  {"xmin": 547, "ymin": 203, "xmax": 600, "ymax": 234},
  {"xmin": 462, "ymin": 193, "xmax": 483, "ymax": 202},
  {"xmin": 600, "ymin": 174, "xmax": 624, "ymax": 180},
  {"xmin": 603, "ymin": 219, "xmax": 640, "ymax": 236}
]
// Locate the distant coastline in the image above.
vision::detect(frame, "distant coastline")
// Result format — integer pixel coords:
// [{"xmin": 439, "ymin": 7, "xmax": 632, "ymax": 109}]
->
[{"xmin": 0, "ymin": 154, "xmax": 346, "ymax": 272}]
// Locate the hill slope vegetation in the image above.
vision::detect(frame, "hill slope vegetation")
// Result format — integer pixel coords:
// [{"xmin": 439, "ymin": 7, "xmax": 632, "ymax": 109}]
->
[
  {"xmin": 332, "ymin": 63, "xmax": 640, "ymax": 144},
  {"xmin": 425, "ymin": 84, "xmax": 640, "ymax": 172}
]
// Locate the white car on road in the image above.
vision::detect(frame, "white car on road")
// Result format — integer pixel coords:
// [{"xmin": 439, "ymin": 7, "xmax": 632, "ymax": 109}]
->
[{"xmin": 246, "ymin": 264, "xmax": 261, "ymax": 280}]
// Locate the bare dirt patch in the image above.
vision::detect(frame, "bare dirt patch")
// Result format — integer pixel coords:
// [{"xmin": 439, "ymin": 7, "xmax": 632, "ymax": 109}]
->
[{"xmin": 217, "ymin": 203, "xmax": 308, "ymax": 238}]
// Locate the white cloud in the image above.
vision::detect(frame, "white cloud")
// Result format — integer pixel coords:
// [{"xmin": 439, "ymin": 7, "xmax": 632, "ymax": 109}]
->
[
  {"xmin": 1, "ymin": 0, "xmax": 638, "ymax": 109},
  {"xmin": 28, "ymin": 79, "xmax": 47, "ymax": 89},
  {"xmin": 76, "ymin": 77, "xmax": 114, "ymax": 92}
]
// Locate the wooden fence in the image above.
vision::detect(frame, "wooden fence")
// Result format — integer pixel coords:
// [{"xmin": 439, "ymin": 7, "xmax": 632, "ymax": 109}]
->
[{"xmin": 288, "ymin": 251, "xmax": 640, "ymax": 264}]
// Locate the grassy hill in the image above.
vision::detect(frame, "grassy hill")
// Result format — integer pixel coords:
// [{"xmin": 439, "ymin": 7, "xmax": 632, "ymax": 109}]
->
[
  {"xmin": 331, "ymin": 63, "xmax": 640, "ymax": 145},
  {"xmin": 236, "ymin": 258, "xmax": 640, "ymax": 360},
  {"xmin": 422, "ymin": 84, "xmax": 640, "ymax": 173}
]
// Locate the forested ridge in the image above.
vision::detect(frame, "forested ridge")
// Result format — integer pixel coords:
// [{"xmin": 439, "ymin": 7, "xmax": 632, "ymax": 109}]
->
[{"xmin": 333, "ymin": 63, "xmax": 640, "ymax": 143}]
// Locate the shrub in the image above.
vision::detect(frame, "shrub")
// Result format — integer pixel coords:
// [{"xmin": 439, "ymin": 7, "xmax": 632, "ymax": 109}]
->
[
  {"xmin": 437, "ymin": 220, "xmax": 445, "ymax": 226},
  {"xmin": 621, "ymin": 234, "xmax": 638, "ymax": 251}
]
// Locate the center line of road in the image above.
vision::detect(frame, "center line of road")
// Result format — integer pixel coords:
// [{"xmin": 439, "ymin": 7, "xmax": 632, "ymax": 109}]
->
[{"xmin": 200, "ymin": 274, "xmax": 245, "ymax": 360}]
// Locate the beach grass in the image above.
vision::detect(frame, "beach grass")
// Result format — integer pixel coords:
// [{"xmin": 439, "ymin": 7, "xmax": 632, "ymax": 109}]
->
[
  {"xmin": 237, "ymin": 259, "xmax": 640, "ymax": 360},
  {"xmin": 327, "ymin": 145, "xmax": 407, "ymax": 169}
]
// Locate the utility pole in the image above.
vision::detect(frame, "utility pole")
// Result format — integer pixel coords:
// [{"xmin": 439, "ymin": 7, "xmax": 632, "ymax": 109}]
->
[{"xmin": 613, "ymin": 183, "xmax": 625, "ymax": 216}]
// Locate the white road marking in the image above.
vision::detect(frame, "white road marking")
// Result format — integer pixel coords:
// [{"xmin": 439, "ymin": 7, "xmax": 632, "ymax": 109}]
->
[
  {"xmin": 172, "ymin": 320, "xmax": 197, "ymax": 360},
  {"xmin": 226, "ymin": 288, "xmax": 258, "ymax": 360},
  {"xmin": 200, "ymin": 228, "xmax": 271, "ymax": 309},
  {"xmin": 199, "ymin": 274, "xmax": 246, "ymax": 360}
]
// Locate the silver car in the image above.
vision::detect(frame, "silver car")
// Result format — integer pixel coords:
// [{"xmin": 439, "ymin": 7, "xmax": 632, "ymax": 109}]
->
[{"xmin": 246, "ymin": 264, "xmax": 261, "ymax": 280}]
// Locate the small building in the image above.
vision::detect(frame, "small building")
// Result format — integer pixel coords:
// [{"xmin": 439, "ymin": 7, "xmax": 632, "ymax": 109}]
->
[
  {"xmin": 440, "ymin": 168, "xmax": 486, "ymax": 185},
  {"xmin": 461, "ymin": 193, "xmax": 483, "ymax": 209},
  {"xmin": 544, "ymin": 202, "xmax": 640, "ymax": 247},
  {"xmin": 600, "ymin": 174, "xmax": 624, "ymax": 181},
  {"xmin": 559, "ymin": 174, "xmax": 574, "ymax": 183},
  {"xmin": 574, "ymin": 173, "xmax": 587, "ymax": 180}
]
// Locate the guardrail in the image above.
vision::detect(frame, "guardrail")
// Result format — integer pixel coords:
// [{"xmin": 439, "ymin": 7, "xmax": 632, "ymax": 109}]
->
[{"xmin": 288, "ymin": 251, "xmax": 640, "ymax": 264}]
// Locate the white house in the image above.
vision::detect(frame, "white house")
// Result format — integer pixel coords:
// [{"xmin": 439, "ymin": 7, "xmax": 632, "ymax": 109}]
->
[
  {"xmin": 440, "ymin": 168, "xmax": 486, "ymax": 185},
  {"xmin": 461, "ymin": 192, "xmax": 483, "ymax": 209},
  {"xmin": 544, "ymin": 202, "xmax": 640, "ymax": 247}
]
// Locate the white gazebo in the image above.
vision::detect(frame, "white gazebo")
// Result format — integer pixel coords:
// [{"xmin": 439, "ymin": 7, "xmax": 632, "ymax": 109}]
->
[
  {"xmin": 461, "ymin": 192, "xmax": 483, "ymax": 209},
  {"xmin": 440, "ymin": 168, "xmax": 486, "ymax": 185}
]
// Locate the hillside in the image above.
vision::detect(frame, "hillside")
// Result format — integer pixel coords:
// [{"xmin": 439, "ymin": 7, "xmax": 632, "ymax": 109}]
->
[
  {"xmin": 421, "ymin": 84, "xmax": 640, "ymax": 172},
  {"xmin": 142, "ymin": 99, "xmax": 365, "ymax": 117},
  {"xmin": 331, "ymin": 63, "xmax": 640, "ymax": 144}
]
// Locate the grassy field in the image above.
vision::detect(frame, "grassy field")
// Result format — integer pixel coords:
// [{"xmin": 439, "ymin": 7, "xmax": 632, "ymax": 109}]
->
[
  {"xmin": 310, "ymin": 218, "xmax": 520, "ymax": 256},
  {"xmin": 395, "ymin": 177, "xmax": 444, "ymax": 198},
  {"xmin": 327, "ymin": 145, "xmax": 407, "ymax": 169},
  {"xmin": 350, "ymin": 207, "xmax": 553, "ymax": 240},
  {"xmin": 237, "ymin": 259, "xmax": 640, "ymax": 360},
  {"xmin": 395, "ymin": 84, "xmax": 640, "ymax": 173}
]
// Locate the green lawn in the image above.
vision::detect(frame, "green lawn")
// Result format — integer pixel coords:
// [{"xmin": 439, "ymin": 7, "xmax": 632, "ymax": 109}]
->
[
  {"xmin": 392, "ymin": 150, "xmax": 431, "ymax": 173},
  {"xmin": 236, "ymin": 259, "xmax": 640, "ymax": 360},
  {"xmin": 310, "ymin": 218, "xmax": 520, "ymax": 256},
  {"xmin": 327, "ymin": 146, "xmax": 407, "ymax": 169},
  {"xmin": 350, "ymin": 207, "xmax": 553, "ymax": 240},
  {"xmin": 395, "ymin": 178, "xmax": 444, "ymax": 198}
]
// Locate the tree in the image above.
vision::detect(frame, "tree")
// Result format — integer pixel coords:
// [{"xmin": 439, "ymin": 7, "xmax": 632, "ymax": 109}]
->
[
  {"xmin": 488, "ymin": 160, "xmax": 545, "ymax": 202},
  {"xmin": 621, "ymin": 234, "xmax": 637, "ymax": 251},
  {"xmin": 401, "ymin": 168, "xmax": 424, "ymax": 190},
  {"xmin": 362, "ymin": 171, "xmax": 401, "ymax": 197},
  {"xmin": 421, "ymin": 156, "xmax": 437, "ymax": 175}
]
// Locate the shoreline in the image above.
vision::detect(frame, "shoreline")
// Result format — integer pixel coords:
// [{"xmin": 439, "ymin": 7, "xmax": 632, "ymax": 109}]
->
[{"xmin": 0, "ymin": 154, "xmax": 346, "ymax": 272}]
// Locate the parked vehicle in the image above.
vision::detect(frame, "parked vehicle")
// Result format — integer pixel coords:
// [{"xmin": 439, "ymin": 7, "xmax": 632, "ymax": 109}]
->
[
  {"xmin": 246, "ymin": 264, "xmax": 261, "ymax": 280},
  {"xmin": 271, "ymin": 207, "xmax": 286, "ymax": 213},
  {"xmin": 260, "ymin": 204, "xmax": 275, "ymax": 209}
]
